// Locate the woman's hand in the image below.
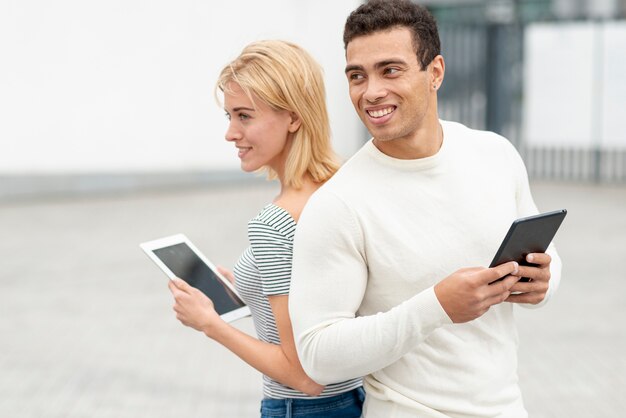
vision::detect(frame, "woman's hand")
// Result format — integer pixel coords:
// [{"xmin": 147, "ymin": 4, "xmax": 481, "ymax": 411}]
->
[
  {"xmin": 216, "ymin": 266, "xmax": 235, "ymax": 285},
  {"xmin": 168, "ymin": 278, "xmax": 225, "ymax": 338}
]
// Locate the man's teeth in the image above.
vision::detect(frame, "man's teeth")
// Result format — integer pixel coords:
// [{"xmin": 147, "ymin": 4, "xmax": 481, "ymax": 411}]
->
[{"xmin": 368, "ymin": 107, "xmax": 394, "ymax": 118}]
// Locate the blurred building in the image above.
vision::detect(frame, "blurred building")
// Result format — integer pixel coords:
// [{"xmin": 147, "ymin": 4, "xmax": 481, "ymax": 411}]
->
[
  {"xmin": 421, "ymin": 0, "xmax": 626, "ymax": 182},
  {"xmin": 421, "ymin": 0, "xmax": 626, "ymax": 19},
  {"xmin": 1, "ymin": 0, "xmax": 624, "ymax": 201}
]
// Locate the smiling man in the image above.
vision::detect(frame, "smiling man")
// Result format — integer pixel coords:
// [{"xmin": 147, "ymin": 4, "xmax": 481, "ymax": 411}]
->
[
  {"xmin": 288, "ymin": 1, "xmax": 562, "ymax": 417},
  {"xmin": 344, "ymin": 25, "xmax": 442, "ymax": 160}
]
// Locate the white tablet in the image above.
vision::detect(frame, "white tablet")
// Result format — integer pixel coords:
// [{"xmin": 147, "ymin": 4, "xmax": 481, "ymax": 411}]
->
[{"xmin": 140, "ymin": 233, "xmax": 250, "ymax": 323}]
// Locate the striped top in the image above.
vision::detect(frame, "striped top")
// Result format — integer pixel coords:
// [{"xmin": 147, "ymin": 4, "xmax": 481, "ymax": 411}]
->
[{"xmin": 233, "ymin": 204, "xmax": 362, "ymax": 399}]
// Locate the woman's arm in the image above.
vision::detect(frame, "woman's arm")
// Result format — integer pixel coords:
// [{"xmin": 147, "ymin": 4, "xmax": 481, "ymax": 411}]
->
[
  {"xmin": 266, "ymin": 294, "xmax": 324, "ymax": 395},
  {"xmin": 169, "ymin": 279, "xmax": 324, "ymax": 396}
]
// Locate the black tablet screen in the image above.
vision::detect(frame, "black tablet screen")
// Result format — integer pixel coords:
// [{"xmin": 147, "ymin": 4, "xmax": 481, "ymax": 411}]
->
[{"xmin": 153, "ymin": 243, "xmax": 245, "ymax": 314}]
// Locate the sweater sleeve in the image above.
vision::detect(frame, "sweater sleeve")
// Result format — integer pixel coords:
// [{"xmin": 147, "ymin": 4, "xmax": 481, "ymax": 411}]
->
[
  {"xmin": 289, "ymin": 190, "xmax": 451, "ymax": 384},
  {"xmin": 505, "ymin": 140, "xmax": 563, "ymax": 308}
]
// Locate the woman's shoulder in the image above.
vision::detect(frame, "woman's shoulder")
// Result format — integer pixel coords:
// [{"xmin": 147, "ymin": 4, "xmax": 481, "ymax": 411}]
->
[
  {"xmin": 252, "ymin": 203, "xmax": 296, "ymax": 228},
  {"xmin": 247, "ymin": 204, "xmax": 296, "ymax": 244},
  {"xmin": 271, "ymin": 198, "xmax": 304, "ymax": 224}
]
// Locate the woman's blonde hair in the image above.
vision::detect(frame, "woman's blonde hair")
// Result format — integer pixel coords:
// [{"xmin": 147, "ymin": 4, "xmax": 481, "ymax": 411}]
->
[{"xmin": 215, "ymin": 40, "xmax": 340, "ymax": 188}]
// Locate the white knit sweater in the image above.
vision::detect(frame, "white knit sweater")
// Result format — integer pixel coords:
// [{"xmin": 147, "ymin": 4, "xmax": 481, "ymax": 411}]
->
[{"xmin": 289, "ymin": 120, "xmax": 562, "ymax": 418}]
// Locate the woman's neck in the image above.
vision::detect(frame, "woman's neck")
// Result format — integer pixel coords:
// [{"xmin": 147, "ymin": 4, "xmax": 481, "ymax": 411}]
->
[{"xmin": 274, "ymin": 174, "xmax": 323, "ymax": 222}]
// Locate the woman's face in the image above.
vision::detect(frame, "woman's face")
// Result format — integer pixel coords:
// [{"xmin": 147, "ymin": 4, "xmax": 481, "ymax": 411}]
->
[{"xmin": 223, "ymin": 82, "xmax": 298, "ymax": 175}]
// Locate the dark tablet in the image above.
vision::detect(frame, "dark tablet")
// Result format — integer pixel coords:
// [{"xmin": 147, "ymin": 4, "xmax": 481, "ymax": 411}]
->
[{"xmin": 490, "ymin": 209, "xmax": 567, "ymax": 280}]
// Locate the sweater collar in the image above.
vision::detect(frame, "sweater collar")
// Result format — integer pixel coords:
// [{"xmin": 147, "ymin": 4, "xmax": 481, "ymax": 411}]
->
[{"xmin": 364, "ymin": 120, "xmax": 450, "ymax": 171}]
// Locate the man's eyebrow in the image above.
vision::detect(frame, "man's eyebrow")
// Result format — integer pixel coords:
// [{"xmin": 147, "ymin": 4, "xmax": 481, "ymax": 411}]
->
[
  {"xmin": 374, "ymin": 59, "xmax": 407, "ymax": 69},
  {"xmin": 345, "ymin": 59, "xmax": 408, "ymax": 74},
  {"xmin": 344, "ymin": 64, "xmax": 364, "ymax": 74}
]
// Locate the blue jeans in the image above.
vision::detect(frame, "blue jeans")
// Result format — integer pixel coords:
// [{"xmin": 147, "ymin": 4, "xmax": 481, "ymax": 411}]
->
[{"xmin": 260, "ymin": 387, "xmax": 365, "ymax": 418}]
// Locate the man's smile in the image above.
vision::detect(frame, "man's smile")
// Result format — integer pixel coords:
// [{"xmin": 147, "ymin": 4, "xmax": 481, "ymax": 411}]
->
[{"xmin": 365, "ymin": 105, "xmax": 397, "ymax": 124}]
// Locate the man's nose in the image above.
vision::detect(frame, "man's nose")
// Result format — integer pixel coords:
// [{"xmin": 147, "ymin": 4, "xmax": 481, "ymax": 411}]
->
[{"xmin": 363, "ymin": 77, "xmax": 387, "ymax": 103}]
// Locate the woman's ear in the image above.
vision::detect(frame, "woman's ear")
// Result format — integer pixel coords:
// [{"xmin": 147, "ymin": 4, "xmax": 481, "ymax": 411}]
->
[{"xmin": 288, "ymin": 112, "xmax": 302, "ymax": 133}]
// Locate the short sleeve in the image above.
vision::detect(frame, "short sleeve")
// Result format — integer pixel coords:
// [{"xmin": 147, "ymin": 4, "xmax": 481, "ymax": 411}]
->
[{"xmin": 248, "ymin": 208, "xmax": 295, "ymax": 296}]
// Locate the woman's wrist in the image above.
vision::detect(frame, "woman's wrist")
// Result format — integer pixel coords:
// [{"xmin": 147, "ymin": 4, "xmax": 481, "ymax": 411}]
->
[{"xmin": 202, "ymin": 316, "xmax": 228, "ymax": 340}]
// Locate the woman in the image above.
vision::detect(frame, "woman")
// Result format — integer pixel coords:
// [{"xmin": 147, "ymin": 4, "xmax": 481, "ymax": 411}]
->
[{"xmin": 167, "ymin": 40, "xmax": 364, "ymax": 417}]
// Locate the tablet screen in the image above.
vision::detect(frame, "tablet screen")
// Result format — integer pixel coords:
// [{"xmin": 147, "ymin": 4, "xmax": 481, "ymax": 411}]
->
[{"xmin": 152, "ymin": 243, "xmax": 246, "ymax": 315}]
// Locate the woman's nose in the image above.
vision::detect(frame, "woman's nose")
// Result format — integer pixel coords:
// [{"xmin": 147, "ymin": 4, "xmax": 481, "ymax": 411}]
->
[{"xmin": 225, "ymin": 121, "xmax": 242, "ymax": 142}]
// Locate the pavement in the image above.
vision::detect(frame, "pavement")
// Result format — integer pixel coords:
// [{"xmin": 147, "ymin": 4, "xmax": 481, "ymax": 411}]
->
[{"xmin": 0, "ymin": 180, "xmax": 624, "ymax": 418}]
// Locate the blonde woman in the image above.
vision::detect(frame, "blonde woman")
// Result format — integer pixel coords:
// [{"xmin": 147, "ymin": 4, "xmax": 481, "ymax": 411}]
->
[{"xmin": 167, "ymin": 40, "xmax": 364, "ymax": 417}]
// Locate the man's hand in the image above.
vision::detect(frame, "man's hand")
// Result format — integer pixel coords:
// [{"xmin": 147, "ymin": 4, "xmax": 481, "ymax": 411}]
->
[
  {"xmin": 506, "ymin": 253, "xmax": 552, "ymax": 305},
  {"xmin": 434, "ymin": 261, "xmax": 520, "ymax": 323}
]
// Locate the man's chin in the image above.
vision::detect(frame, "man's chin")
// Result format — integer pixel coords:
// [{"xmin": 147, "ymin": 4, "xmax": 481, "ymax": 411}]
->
[
  {"xmin": 372, "ymin": 135, "xmax": 396, "ymax": 142},
  {"xmin": 363, "ymin": 124, "xmax": 390, "ymax": 141},
  {"xmin": 370, "ymin": 130, "xmax": 400, "ymax": 142}
]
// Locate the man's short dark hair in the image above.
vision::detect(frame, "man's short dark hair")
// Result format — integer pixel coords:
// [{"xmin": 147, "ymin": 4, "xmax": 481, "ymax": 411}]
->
[{"xmin": 343, "ymin": 0, "xmax": 441, "ymax": 70}]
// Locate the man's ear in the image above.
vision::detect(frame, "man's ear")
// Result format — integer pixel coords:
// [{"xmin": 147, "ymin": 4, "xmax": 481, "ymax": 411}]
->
[
  {"xmin": 430, "ymin": 55, "xmax": 445, "ymax": 91},
  {"xmin": 288, "ymin": 112, "xmax": 302, "ymax": 133}
]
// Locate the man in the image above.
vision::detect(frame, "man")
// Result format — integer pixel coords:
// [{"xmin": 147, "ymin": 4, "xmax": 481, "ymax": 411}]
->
[{"xmin": 288, "ymin": 0, "xmax": 562, "ymax": 417}]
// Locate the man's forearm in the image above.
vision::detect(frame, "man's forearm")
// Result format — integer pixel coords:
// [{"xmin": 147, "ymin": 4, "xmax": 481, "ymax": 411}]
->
[{"xmin": 292, "ymin": 286, "xmax": 451, "ymax": 384}]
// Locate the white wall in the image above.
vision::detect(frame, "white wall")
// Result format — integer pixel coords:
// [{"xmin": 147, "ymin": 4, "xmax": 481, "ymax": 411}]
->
[
  {"xmin": 523, "ymin": 21, "xmax": 626, "ymax": 149},
  {"xmin": 0, "ymin": 0, "xmax": 363, "ymax": 174}
]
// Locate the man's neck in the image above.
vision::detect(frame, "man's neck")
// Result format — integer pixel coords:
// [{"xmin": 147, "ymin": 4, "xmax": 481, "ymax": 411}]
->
[{"xmin": 373, "ymin": 120, "xmax": 443, "ymax": 160}]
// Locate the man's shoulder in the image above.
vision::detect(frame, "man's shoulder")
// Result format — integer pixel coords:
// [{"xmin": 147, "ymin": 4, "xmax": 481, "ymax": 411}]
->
[
  {"xmin": 443, "ymin": 119, "xmax": 515, "ymax": 152},
  {"xmin": 320, "ymin": 142, "xmax": 373, "ymax": 189},
  {"xmin": 443, "ymin": 119, "xmax": 505, "ymax": 141},
  {"xmin": 302, "ymin": 145, "xmax": 374, "ymax": 218}
]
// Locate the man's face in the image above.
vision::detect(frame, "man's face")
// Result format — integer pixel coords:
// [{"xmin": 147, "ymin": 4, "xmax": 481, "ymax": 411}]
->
[{"xmin": 345, "ymin": 27, "xmax": 438, "ymax": 146}]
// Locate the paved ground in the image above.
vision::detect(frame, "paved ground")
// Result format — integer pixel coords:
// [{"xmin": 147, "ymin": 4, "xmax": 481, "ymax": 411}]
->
[{"xmin": 0, "ymin": 180, "xmax": 624, "ymax": 417}]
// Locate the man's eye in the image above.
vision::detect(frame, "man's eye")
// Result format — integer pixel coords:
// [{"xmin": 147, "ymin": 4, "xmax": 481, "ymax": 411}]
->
[
  {"xmin": 385, "ymin": 68, "xmax": 399, "ymax": 75},
  {"xmin": 349, "ymin": 73, "xmax": 364, "ymax": 81}
]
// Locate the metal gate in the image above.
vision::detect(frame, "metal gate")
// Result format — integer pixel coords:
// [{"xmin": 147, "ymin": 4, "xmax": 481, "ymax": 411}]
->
[{"xmin": 432, "ymin": 2, "xmax": 626, "ymax": 183}]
